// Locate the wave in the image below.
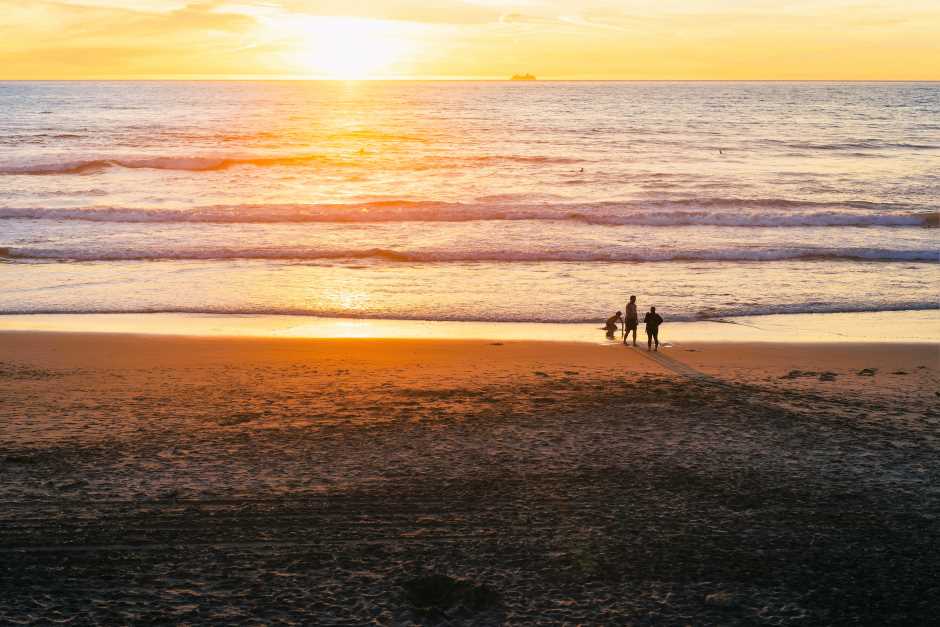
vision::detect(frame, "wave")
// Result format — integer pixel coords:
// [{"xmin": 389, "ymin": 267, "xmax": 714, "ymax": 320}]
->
[
  {"xmin": 0, "ymin": 302, "xmax": 936, "ymax": 324},
  {"xmin": 0, "ymin": 152, "xmax": 584, "ymax": 175},
  {"xmin": 4, "ymin": 246, "xmax": 936, "ymax": 263},
  {"xmin": 776, "ymin": 140, "xmax": 940, "ymax": 151},
  {"xmin": 0, "ymin": 154, "xmax": 342, "ymax": 175},
  {"xmin": 0, "ymin": 201, "xmax": 934, "ymax": 227}
]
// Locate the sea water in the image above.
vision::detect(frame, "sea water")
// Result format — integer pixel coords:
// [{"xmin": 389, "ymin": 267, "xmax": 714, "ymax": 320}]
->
[{"xmin": 1, "ymin": 81, "xmax": 937, "ymax": 323}]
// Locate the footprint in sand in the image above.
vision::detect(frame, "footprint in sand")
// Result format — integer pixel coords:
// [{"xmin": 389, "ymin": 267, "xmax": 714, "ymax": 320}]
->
[{"xmin": 218, "ymin": 412, "xmax": 260, "ymax": 426}]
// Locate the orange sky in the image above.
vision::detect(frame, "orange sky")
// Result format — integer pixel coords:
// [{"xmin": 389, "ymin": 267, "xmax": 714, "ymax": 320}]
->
[{"xmin": 2, "ymin": 1, "xmax": 938, "ymax": 79}]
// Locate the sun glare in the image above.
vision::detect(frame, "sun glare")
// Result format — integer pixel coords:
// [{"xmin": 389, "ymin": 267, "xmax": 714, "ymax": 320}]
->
[{"xmin": 292, "ymin": 17, "xmax": 411, "ymax": 79}]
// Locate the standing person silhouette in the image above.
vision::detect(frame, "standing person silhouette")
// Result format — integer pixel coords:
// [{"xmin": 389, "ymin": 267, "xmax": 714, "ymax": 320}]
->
[
  {"xmin": 644, "ymin": 306, "xmax": 663, "ymax": 351},
  {"xmin": 623, "ymin": 295, "xmax": 639, "ymax": 346}
]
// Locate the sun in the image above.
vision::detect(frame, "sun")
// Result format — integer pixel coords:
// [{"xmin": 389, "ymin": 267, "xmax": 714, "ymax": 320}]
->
[{"xmin": 292, "ymin": 17, "xmax": 411, "ymax": 79}]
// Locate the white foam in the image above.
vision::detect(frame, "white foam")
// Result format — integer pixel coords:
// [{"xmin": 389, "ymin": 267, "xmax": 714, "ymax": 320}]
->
[
  {"xmin": 0, "ymin": 203, "xmax": 933, "ymax": 227},
  {"xmin": 0, "ymin": 302, "xmax": 936, "ymax": 323},
  {"xmin": 5, "ymin": 245, "xmax": 937, "ymax": 263}
]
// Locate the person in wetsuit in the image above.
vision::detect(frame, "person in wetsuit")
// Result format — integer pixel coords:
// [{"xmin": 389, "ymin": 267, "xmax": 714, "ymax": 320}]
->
[
  {"xmin": 644, "ymin": 306, "xmax": 663, "ymax": 351},
  {"xmin": 623, "ymin": 295, "xmax": 639, "ymax": 346},
  {"xmin": 605, "ymin": 311, "xmax": 623, "ymax": 338}
]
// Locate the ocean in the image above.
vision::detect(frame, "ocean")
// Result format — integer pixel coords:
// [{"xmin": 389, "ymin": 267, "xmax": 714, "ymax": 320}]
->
[{"xmin": 1, "ymin": 80, "xmax": 937, "ymax": 323}]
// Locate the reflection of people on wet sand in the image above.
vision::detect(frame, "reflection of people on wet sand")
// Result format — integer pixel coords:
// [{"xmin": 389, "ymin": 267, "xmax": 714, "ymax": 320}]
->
[
  {"xmin": 623, "ymin": 295, "xmax": 639, "ymax": 346},
  {"xmin": 644, "ymin": 306, "xmax": 664, "ymax": 351},
  {"xmin": 605, "ymin": 311, "xmax": 623, "ymax": 338}
]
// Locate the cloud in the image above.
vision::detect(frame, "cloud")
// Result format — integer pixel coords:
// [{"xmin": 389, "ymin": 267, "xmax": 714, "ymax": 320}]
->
[
  {"xmin": 0, "ymin": 0, "xmax": 263, "ymax": 76},
  {"xmin": 55, "ymin": 0, "xmax": 186, "ymax": 10},
  {"xmin": 498, "ymin": 12, "xmax": 554, "ymax": 25},
  {"xmin": 272, "ymin": 0, "xmax": 503, "ymax": 25}
]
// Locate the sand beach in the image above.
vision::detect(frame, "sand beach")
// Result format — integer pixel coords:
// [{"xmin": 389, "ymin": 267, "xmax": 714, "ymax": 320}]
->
[{"xmin": 2, "ymin": 330, "xmax": 938, "ymax": 624}]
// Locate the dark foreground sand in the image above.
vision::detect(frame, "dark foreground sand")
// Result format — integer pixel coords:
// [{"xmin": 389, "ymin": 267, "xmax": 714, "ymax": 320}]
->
[{"xmin": 1, "ymin": 332, "xmax": 939, "ymax": 625}]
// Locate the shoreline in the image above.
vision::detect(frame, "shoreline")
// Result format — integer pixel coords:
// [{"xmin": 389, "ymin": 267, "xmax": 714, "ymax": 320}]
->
[{"xmin": 0, "ymin": 309, "xmax": 937, "ymax": 343}]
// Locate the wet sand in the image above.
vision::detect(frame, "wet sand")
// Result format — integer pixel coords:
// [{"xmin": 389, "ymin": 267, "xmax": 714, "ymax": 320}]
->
[
  {"xmin": 2, "ymin": 309, "xmax": 938, "ymax": 343},
  {"xmin": 1, "ymin": 332, "xmax": 938, "ymax": 624}
]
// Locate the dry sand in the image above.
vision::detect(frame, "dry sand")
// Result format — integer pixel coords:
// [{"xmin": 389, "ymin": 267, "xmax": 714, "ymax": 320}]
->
[{"xmin": 1, "ymin": 332, "xmax": 938, "ymax": 625}]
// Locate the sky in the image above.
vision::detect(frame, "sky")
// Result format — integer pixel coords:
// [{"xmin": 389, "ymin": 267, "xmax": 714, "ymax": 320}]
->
[{"xmin": 1, "ymin": 0, "xmax": 938, "ymax": 79}]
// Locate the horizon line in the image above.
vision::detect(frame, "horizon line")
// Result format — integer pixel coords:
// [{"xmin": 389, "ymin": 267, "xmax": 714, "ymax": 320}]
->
[{"xmin": 2, "ymin": 77, "xmax": 938, "ymax": 83}]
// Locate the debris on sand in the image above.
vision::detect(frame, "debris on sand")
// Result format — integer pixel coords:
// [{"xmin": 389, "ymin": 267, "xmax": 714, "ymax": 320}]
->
[
  {"xmin": 218, "ymin": 412, "xmax": 260, "ymax": 426},
  {"xmin": 857, "ymin": 368, "xmax": 878, "ymax": 377},
  {"xmin": 780, "ymin": 370, "xmax": 818, "ymax": 379},
  {"xmin": 891, "ymin": 370, "xmax": 909, "ymax": 375},
  {"xmin": 704, "ymin": 591, "xmax": 740, "ymax": 609},
  {"xmin": 158, "ymin": 489, "xmax": 180, "ymax": 501},
  {"xmin": 402, "ymin": 574, "xmax": 501, "ymax": 617}
]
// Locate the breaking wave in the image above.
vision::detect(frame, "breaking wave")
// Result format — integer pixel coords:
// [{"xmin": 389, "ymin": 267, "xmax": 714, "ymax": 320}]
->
[
  {"xmin": 0, "ymin": 201, "xmax": 934, "ymax": 227},
  {"xmin": 0, "ymin": 153, "xmax": 585, "ymax": 176},
  {"xmin": 768, "ymin": 139, "xmax": 940, "ymax": 151},
  {"xmin": 4, "ymin": 246, "xmax": 936, "ymax": 263},
  {"xmin": 0, "ymin": 154, "xmax": 341, "ymax": 175},
  {"xmin": 0, "ymin": 301, "xmax": 936, "ymax": 323}
]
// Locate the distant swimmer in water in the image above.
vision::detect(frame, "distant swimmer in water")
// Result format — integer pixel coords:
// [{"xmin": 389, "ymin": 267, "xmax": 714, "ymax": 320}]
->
[
  {"xmin": 644, "ymin": 306, "xmax": 664, "ymax": 351},
  {"xmin": 605, "ymin": 311, "xmax": 623, "ymax": 339},
  {"xmin": 623, "ymin": 295, "xmax": 639, "ymax": 346},
  {"xmin": 719, "ymin": 149, "xmax": 724, "ymax": 155},
  {"xmin": 579, "ymin": 167, "xmax": 585, "ymax": 173}
]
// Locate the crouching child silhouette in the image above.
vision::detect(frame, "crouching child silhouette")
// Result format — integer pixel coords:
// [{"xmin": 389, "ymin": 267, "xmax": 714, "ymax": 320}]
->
[{"xmin": 605, "ymin": 311, "xmax": 623, "ymax": 339}]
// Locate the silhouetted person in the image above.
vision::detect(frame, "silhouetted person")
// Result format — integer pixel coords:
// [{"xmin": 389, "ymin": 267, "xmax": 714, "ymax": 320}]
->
[
  {"xmin": 605, "ymin": 311, "xmax": 623, "ymax": 339},
  {"xmin": 623, "ymin": 295, "xmax": 639, "ymax": 346},
  {"xmin": 644, "ymin": 306, "xmax": 663, "ymax": 351}
]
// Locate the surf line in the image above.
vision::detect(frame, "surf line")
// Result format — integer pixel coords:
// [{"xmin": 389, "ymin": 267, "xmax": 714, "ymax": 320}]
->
[{"xmin": 629, "ymin": 345, "xmax": 716, "ymax": 382}]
